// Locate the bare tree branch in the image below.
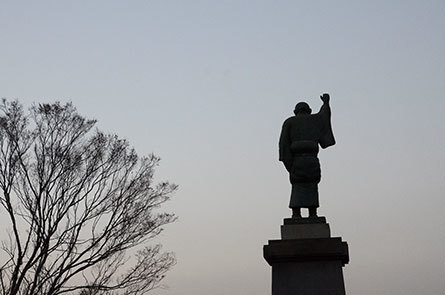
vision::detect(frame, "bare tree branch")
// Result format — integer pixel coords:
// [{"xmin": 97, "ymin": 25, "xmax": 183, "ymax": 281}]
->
[{"xmin": 0, "ymin": 100, "xmax": 177, "ymax": 295}]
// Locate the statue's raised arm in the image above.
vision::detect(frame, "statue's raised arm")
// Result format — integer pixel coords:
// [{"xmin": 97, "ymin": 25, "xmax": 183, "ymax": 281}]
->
[{"xmin": 317, "ymin": 93, "xmax": 335, "ymax": 149}]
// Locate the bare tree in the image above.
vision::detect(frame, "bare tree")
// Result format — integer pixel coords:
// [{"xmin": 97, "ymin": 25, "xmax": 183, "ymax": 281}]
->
[{"xmin": 0, "ymin": 100, "xmax": 177, "ymax": 295}]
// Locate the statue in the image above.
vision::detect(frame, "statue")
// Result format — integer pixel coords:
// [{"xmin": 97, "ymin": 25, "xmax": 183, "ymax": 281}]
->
[{"xmin": 279, "ymin": 93, "xmax": 335, "ymax": 218}]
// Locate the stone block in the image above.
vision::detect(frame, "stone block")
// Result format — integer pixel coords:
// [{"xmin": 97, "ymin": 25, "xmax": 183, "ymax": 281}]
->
[
  {"xmin": 264, "ymin": 237, "xmax": 349, "ymax": 295},
  {"xmin": 271, "ymin": 260, "xmax": 346, "ymax": 295},
  {"xmin": 281, "ymin": 223, "xmax": 330, "ymax": 239},
  {"xmin": 264, "ymin": 238, "xmax": 349, "ymax": 266},
  {"xmin": 283, "ymin": 216, "xmax": 327, "ymax": 225}
]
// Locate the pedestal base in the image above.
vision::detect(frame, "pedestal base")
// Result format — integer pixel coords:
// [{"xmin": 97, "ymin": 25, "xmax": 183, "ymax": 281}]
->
[
  {"xmin": 272, "ymin": 261, "xmax": 345, "ymax": 295},
  {"xmin": 264, "ymin": 217, "xmax": 349, "ymax": 295}
]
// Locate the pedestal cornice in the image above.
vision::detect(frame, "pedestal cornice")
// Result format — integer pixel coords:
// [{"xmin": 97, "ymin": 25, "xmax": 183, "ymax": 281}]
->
[{"xmin": 263, "ymin": 237, "xmax": 349, "ymax": 266}]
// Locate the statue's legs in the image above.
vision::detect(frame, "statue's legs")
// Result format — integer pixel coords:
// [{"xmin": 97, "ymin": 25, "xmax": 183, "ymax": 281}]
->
[
  {"xmin": 308, "ymin": 206, "xmax": 318, "ymax": 217},
  {"xmin": 292, "ymin": 207, "xmax": 302, "ymax": 218},
  {"xmin": 292, "ymin": 207, "xmax": 318, "ymax": 218}
]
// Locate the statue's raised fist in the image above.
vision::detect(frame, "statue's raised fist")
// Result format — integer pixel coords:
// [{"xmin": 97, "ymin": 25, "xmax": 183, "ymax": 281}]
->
[{"xmin": 320, "ymin": 93, "xmax": 330, "ymax": 103}]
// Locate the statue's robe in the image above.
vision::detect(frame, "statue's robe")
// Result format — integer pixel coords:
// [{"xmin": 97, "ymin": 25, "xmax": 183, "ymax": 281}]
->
[{"xmin": 279, "ymin": 103, "xmax": 335, "ymax": 208}]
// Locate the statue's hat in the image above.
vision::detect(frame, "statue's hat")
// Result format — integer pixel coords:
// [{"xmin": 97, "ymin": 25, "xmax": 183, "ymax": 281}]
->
[{"xmin": 294, "ymin": 102, "xmax": 311, "ymax": 114}]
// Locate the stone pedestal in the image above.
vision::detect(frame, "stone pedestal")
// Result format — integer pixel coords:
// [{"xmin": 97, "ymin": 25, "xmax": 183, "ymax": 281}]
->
[{"xmin": 263, "ymin": 217, "xmax": 349, "ymax": 295}]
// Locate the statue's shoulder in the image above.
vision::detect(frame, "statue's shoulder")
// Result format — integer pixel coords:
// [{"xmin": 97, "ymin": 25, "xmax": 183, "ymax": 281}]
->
[
  {"xmin": 283, "ymin": 116, "xmax": 296, "ymax": 125},
  {"xmin": 281, "ymin": 116, "xmax": 295, "ymax": 130}
]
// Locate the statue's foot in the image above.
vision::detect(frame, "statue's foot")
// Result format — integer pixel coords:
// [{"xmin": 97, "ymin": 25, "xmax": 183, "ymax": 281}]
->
[
  {"xmin": 308, "ymin": 207, "xmax": 318, "ymax": 218},
  {"xmin": 292, "ymin": 208, "xmax": 302, "ymax": 219}
]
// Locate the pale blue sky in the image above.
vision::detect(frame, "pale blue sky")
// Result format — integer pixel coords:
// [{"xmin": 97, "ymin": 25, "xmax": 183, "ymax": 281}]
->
[{"xmin": 1, "ymin": 1, "xmax": 445, "ymax": 294}]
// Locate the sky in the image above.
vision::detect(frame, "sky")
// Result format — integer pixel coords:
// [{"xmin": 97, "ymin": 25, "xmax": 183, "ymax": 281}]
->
[{"xmin": 1, "ymin": 1, "xmax": 445, "ymax": 294}]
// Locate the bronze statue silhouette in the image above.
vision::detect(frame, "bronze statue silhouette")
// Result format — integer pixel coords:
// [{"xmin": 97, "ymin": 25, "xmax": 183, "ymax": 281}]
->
[{"xmin": 279, "ymin": 93, "xmax": 335, "ymax": 218}]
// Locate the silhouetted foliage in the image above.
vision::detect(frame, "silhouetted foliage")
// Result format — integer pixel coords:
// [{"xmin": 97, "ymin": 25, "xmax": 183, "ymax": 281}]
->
[{"xmin": 0, "ymin": 100, "xmax": 177, "ymax": 295}]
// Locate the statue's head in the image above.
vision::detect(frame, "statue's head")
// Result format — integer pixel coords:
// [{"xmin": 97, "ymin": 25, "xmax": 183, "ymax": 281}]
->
[{"xmin": 294, "ymin": 102, "xmax": 312, "ymax": 115}]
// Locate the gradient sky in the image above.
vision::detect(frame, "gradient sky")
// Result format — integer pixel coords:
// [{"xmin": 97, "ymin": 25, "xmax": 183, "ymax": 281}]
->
[{"xmin": 1, "ymin": 1, "xmax": 445, "ymax": 295}]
